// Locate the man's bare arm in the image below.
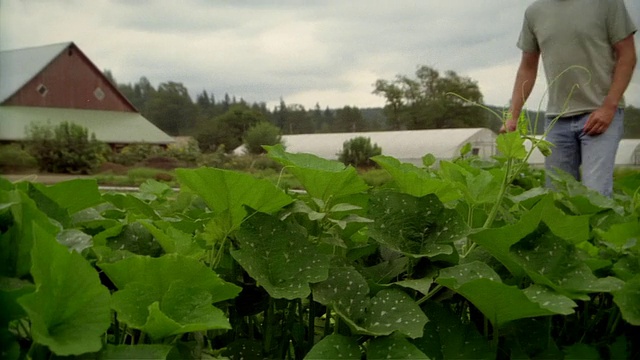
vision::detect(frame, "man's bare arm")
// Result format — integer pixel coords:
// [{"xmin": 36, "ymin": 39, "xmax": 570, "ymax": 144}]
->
[
  {"xmin": 504, "ymin": 51, "xmax": 540, "ymax": 132},
  {"xmin": 584, "ymin": 33, "xmax": 637, "ymax": 135}
]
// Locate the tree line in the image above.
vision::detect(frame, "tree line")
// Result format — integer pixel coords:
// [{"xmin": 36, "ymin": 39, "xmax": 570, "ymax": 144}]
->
[{"xmin": 103, "ymin": 66, "xmax": 640, "ymax": 154}]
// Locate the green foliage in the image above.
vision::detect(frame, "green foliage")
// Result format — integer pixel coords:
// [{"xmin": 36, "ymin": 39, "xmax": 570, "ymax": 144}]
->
[
  {"xmin": 243, "ymin": 121, "xmax": 283, "ymax": 154},
  {"xmin": 165, "ymin": 138, "xmax": 201, "ymax": 165},
  {"xmin": 108, "ymin": 143, "xmax": 164, "ymax": 166},
  {"xmin": 0, "ymin": 144, "xmax": 37, "ymax": 172},
  {"xmin": 373, "ymin": 65, "xmax": 486, "ymax": 130},
  {"xmin": 2, "ymin": 136, "xmax": 640, "ymax": 359},
  {"xmin": 196, "ymin": 105, "xmax": 266, "ymax": 153},
  {"xmin": 337, "ymin": 136, "xmax": 382, "ymax": 168},
  {"xmin": 26, "ymin": 121, "xmax": 107, "ymax": 174}
]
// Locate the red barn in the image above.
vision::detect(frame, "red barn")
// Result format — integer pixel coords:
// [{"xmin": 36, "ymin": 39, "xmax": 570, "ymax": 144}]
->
[{"xmin": 0, "ymin": 42, "xmax": 173, "ymax": 148}]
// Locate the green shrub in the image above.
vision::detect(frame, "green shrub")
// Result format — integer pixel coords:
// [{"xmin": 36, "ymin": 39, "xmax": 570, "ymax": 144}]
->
[
  {"xmin": 0, "ymin": 144, "xmax": 37, "ymax": 172},
  {"xmin": 243, "ymin": 121, "xmax": 283, "ymax": 154},
  {"xmin": 165, "ymin": 138, "xmax": 201, "ymax": 165},
  {"xmin": 109, "ymin": 143, "xmax": 164, "ymax": 166},
  {"xmin": 26, "ymin": 121, "xmax": 107, "ymax": 174},
  {"xmin": 337, "ymin": 136, "xmax": 382, "ymax": 168}
]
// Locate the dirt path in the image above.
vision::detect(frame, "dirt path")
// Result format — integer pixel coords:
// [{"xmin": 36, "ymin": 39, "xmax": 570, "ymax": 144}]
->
[{"xmin": 1, "ymin": 173, "xmax": 93, "ymax": 185}]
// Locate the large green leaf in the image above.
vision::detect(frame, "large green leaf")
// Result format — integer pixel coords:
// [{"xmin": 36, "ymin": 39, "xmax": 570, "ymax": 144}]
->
[
  {"xmin": 18, "ymin": 223, "xmax": 111, "ymax": 356},
  {"xmin": 176, "ymin": 167, "xmax": 293, "ymax": 230},
  {"xmin": 266, "ymin": 144, "xmax": 346, "ymax": 172},
  {"xmin": 496, "ymin": 132, "xmax": 527, "ymax": 160},
  {"xmin": 511, "ymin": 228, "xmax": 625, "ymax": 295},
  {"xmin": 312, "ymin": 266, "xmax": 428, "ymax": 338},
  {"xmin": 0, "ymin": 190, "xmax": 59, "ymax": 277},
  {"xmin": 366, "ymin": 334, "xmax": 428, "ymax": 359},
  {"xmin": 0, "ymin": 277, "xmax": 34, "ymax": 326},
  {"xmin": 416, "ymin": 300, "xmax": 495, "ymax": 360},
  {"xmin": 266, "ymin": 145, "xmax": 369, "ymax": 202},
  {"xmin": 101, "ymin": 254, "xmax": 240, "ymax": 339},
  {"xmin": 99, "ymin": 344, "xmax": 174, "ymax": 359},
  {"xmin": 436, "ymin": 261, "xmax": 576, "ymax": 327},
  {"xmin": 138, "ymin": 220, "xmax": 205, "ymax": 258},
  {"xmin": 99, "ymin": 254, "xmax": 240, "ymax": 303},
  {"xmin": 103, "ymin": 192, "xmax": 161, "ymax": 220},
  {"xmin": 368, "ymin": 191, "xmax": 468, "ymax": 258},
  {"xmin": 231, "ymin": 212, "xmax": 331, "ymax": 299},
  {"xmin": 29, "ymin": 179, "xmax": 103, "ymax": 214},
  {"xmin": 372, "ymin": 155, "xmax": 461, "ymax": 202},
  {"xmin": 612, "ymin": 275, "xmax": 640, "ymax": 325},
  {"xmin": 305, "ymin": 335, "xmax": 362, "ymax": 359},
  {"xmin": 470, "ymin": 195, "xmax": 548, "ymax": 278}
]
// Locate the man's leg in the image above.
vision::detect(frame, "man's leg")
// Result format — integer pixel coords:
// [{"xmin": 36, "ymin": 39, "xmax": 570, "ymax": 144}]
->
[
  {"xmin": 579, "ymin": 109, "xmax": 624, "ymax": 197},
  {"xmin": 544, "ymin": 117, "xmax": 581, "ymax": 188}
]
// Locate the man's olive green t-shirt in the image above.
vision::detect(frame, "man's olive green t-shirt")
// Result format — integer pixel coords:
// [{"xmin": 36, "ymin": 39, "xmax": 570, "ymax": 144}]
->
[{"xmin": 518, "ymin": 0, "xmax": 637, "ymax": 116}]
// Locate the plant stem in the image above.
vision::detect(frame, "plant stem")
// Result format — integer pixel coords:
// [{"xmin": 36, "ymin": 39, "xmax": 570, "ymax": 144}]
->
[
  {"xmin": 324, "ymin": 308, "xmax": 332, "ymax": 337},
  {"xmin": 416, "ymin": 284, "xmax": 444, "ymax": 305}
]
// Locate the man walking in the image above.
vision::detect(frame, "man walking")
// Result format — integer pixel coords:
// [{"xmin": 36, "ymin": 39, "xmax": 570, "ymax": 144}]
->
[{"xmin": 505, "ymin": 0, "xmax": 637, "ymax": 197}]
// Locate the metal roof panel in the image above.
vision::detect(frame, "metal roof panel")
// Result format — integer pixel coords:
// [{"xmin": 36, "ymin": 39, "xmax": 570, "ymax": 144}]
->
[
  {"xmin": 0, "ymin": 42, "xmax": 72, "ymax": 103},
  {"xmin": 0, "ymin": 106, "xmax": 174, "ymax": 144}
]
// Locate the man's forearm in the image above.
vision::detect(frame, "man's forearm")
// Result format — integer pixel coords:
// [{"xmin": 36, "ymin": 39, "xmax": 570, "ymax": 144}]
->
[
  {"xmin": 509, "ymin": 52, "xmax": 540, "ymax": 119},
  {"xmin": 603, "ymin": 35, "xmax": 637, "ymax": 109}
]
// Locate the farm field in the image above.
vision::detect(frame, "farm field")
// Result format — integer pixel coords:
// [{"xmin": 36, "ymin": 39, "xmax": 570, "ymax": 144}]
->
[{"xmin": 1, "ymin": 140, "xmax": 640, "ymax": 359}]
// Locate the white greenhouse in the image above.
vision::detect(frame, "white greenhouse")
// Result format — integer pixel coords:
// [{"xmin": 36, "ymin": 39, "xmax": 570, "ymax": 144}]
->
[
  {"xmin": 526, "ymin": 137, "xmax": 640, "ymax": 167},
  {"xmin": 235, "ymin": 128, "xmax": 497, "ymax": 166}
]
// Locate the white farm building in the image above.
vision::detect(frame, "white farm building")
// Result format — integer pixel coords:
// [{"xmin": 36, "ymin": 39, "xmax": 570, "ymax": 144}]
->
[{"xmin": 235, "ymin": 128, "xmax": 497, "ymax": 166}]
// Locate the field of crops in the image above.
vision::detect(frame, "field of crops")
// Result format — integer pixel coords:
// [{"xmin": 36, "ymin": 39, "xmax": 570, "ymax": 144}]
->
[{"xmin": 1, "ymin": 136, "xmax": 639, "ymax": 359}]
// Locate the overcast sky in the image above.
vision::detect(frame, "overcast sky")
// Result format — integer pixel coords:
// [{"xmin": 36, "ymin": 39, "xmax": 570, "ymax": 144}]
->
[{"xmin": 1, "ymin": 0, "xmax": 639, "ymax": 111}]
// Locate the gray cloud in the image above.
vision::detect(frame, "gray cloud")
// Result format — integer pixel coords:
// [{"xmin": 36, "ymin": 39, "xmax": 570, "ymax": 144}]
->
[{"xmin": 1, "ymin": 0, "xmax": 638, "ymax": 110}]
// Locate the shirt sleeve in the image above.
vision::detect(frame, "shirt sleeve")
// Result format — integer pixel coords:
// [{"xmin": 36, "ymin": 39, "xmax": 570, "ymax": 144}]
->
[
  {"xmin": 607, "ymin": 0, "xmax": 637, "ymax": 44},
  {"xmin": 517, "ymin": 9, "xmax": 540, "ymax": 53}
]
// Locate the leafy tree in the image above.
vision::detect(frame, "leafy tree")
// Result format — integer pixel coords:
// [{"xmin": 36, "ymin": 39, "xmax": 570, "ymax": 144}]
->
[
  {"xmin": 145, "ymin": 82, "xmax": 198, "ymax": 136},
  {"xmin": 373, "ymin": 65, "xmax": 486, "ymax": 130},
  {"xmin": 333, "ymin": 106, "xmax": 366, "ymax": 132},
  {"xmin": 26, "ymin": 122, "xmax": 107, "ymax": 174},
  {"xmin": 243, "ymin": 121, "xmax": 283, "ymax": 154},
  {"xmin": 197, "ymin": 105, "xmax": 266, "ymax": 153},
  {"xmin": 337, "ymin": 136, "xmax": 382, "ymax": 168}
]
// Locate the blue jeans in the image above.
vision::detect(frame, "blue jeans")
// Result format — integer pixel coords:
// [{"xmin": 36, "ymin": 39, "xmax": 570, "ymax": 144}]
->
[{"xmin": 544, "ymin": 109, "xmax": 624, "ymax": 197}]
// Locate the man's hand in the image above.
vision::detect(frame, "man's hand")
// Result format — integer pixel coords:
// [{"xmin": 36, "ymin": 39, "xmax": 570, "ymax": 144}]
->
[
  {"xmin": 499, "ymin": 118, "xmax": 518, "ymax": 133},
  {"xmin": 583, "ymin": 106, "xmax": 616, "ymax": 136}
]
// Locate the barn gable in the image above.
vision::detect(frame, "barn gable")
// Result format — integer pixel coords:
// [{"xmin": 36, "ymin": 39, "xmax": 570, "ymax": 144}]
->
[{"xmin": 0, "ymin": 42, "xmax": 173, "ymax": 146}]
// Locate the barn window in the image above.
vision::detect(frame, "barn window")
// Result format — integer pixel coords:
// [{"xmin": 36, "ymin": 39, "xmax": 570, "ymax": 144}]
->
[
  {"xmin": 93, "ymin": 87, "xmax": 105, "ymax": 101},
  {"xmin": 472, "ymin": 148, "xmax": 480, "ymax": 156},
  {"xmin": 36, "ymin": 84, "xmax": 48, "ymax": 96}
]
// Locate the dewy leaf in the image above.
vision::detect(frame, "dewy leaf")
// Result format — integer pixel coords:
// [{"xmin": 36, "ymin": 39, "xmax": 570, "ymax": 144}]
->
[
  {"xmin": 305, "ymin": 334, "xmax": 362, "ymax": 360},
  {"xmin": 366, "ymin": 334, "xmax": 428, "ymax": 359},
  {"xmin": 612, "ymin": 275, "xmax": 640, "ymax": 325},
  {"xmin": 436, "ymin": 262, "xmax": 576, "ymax": 327},
  {"xmin": 231, "ymin": 212, "xmax": 331, "ymax": 299},
  {"xmin": 103, "ymin": 193, "xmax": 161, "ymax": 220},
  {"xmin": 312, "ymin": 266, "xmax": 428, "ymax": 338},
  {"xmin": 176, "ymin": 167, "xmax": 293, "ymax": 230},
  {"xmin": 368, "ymin": 191, "xmax": 468, "ymax": 258},
  {"xmin": 18, "ymin": 223, "xmax": 110, "ymax": 356},
  {"xmin": 417, "ymin": 300, "xmax": 495, "ymax": 360},
  {"xmin": 372, "ymin": 155, "xmax": 461, "ymax": 203},
  {"xmin": 56, "ymin": 229, "xmax": 93, "ymax": 254},
  {"xmin": 511, "ymin": 228, "xmax": 625, "ymax": 295}
]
